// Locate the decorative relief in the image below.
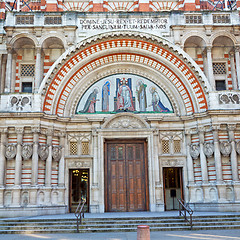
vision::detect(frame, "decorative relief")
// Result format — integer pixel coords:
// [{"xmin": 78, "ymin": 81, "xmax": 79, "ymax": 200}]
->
[
  {"xmin": 236, "ymin": 141, "xmax": 240, "ymax": 155},
  {"xmin": 5, "ymin": 144, "xmax": 17, "ymax": 160},
  {"xmin": 220, "ymin": 141, "xmax": 232, "ymax": 157},
  {"xmin": 9, "ymin": 95, "xmax": 32, "ymax": 112},
  {"xmin": 162, "ymin": 159, "xmax": 184, "ymax": 167},
  {"xmin": 219, "ymin": 93, "xmax": 240, "ymax": 104},
  {"xmin": 103, "ymin": 114, "xmax": 148, "ymax": 129},
  {"xmin": 68, "ymin": 161, "xmax": 91, "ymax": 168},
  {"xmin": 190, "ymin": 144, "xmax": 200, "ymax": 159},
  {"xmin": 21, "ymin": 144, "xmax": 33, "ymax": 160},
  {"xmin": 38, "ymin": 144, "xmax": 49, "ymax": 160},
  {"xmin": 203, "ymin": 142, "xmax": 214, "ymax": 158},
  {"xmin": 52, "ymin": 146, "xmax": 62, "ymax": 161}
]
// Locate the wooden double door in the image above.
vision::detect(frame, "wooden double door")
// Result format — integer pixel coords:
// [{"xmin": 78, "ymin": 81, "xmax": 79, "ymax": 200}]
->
[{"xmin": 105, "ymin": 140, "xmax": 149, "ymax": 212}]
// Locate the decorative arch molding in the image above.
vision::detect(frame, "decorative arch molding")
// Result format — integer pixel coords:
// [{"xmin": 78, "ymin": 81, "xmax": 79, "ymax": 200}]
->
[
  {"xmin": 10, "ymin": 33, "xmax": 38, "ymax": 47},
  {"xmin": 40, "ymin": 31, "xmax": 210, "ymax": 116},
  {"xmin": 210, "ymin": 31, "xmax": 238, "ymax": 46},
  {"xmin": 39, "ymin": 33, "xmax": 68, "ymax": 49},
  {"xmin": 102, "ymin": 112, "xmax": 150, "ymax": 129},
  {"xmin": 182, "ymin": 32, "xmax": 208, "ymax": 47}
]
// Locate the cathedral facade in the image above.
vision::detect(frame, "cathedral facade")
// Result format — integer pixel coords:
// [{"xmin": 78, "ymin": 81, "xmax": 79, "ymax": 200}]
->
[{"xmin": 0, "ymin": 0, "xmax": 240, "ymax": 217}]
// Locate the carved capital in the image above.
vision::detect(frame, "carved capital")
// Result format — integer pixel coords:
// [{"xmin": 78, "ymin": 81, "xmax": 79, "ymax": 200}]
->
[
  {"xmin": 190, "ymin": 144, "xmax": 200, "ymax": 160},
  {"xmin": 15, "ymin": 127, "xmax": 24, "ymax": 135},
  {"xmin": 5, "ymin": 144, "xmax": 17, "ymax": 160},
  {"xmin": 227, "ymin": 124, "xmax": 236, "ymax": 132},
  {"xmin": 203, "ymin": 142, "xmax": 214, "ymax": 158},
  {"xmin": 52, "ymin": 146, "xmax": 62, "ymax": 161},
  {"xmin": 32, "ymin": 127, "xmax": 40, "ymax": 134},
  {"xmin": 220, "ymin": 141, "xmax": 232, "ymax": 157},
  {"xmin": 38, "ymin": 144, "xmax": 49, "ymax": 161},
  {"xmin": 21, "ymin": 144, "xmax": 33, "ymax": 160}
]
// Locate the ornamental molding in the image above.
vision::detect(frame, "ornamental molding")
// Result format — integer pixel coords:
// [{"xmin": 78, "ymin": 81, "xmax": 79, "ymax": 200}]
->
[
  {"xmin": 68, "ymin": 160, "xmax": 91, "ymax": 168},
  {"xmin": 38, "ymin": 144, "xmax": 49, "ymax": 161},
  {"xmin": 52, "ymin": 146, "xmax": 62, "ymax": 161},
  {"xmin": 5, "ymin": 144, "xmax": 17, "ymax": 160},
  {"xmin": 102, "ymin": 113, "xmax": 149, "ymax": 129},
  {"xmin": 219, "ymin": 92, "xmax": 240, "ymax": 104},
  {"xmin": 161, "ymin": 159, "xmax": 184, "ymax": 167},
  {"xmin": 9, "ymin": 95, "xmax": 32, "ymax": 112},
  {"xmin": 190, "ymin": 144, "xmax": 200, "ymax": 160},
  {"xmin": 21, "ymin": 144, "xmax": 33, "ymax": 160},
  {"xmin": 203, "ymin": 142, "xmax": 214, "ymax": 158},
  {"xmin": 220, "ymin": 141, "xmax": 232, "ymax": 157}
]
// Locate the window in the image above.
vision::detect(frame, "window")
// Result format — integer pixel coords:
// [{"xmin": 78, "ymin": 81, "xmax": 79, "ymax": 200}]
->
[
  {"xmin": 185, "ymin": 15, "xmax": 202, "ymax": 24},
  {"xmin": 44, "ymin": 16, "xmax": 62, "ymax": 25},
  {"xmin": 21, "ymin": 64, "xmax": 35, "ymax": 77},
  {"xmin": 70, "ymin": 142, "xmax": 78, "ymax": 155},
  {"xmin": 173, "ymin": 140, "xmax": 181, "ymax": 153},
  {"xmin": 22, "ymin": 82, "xmax": 32, "ymax": 93},
  {"xmin": 216, "ymin": 80, "xmax": 226, "ymax": 91},
  {"xmin": 81, "ymin": 142, "xmax": 89, "ymax": 155},
  {"xmin": 213, "ymin": 14, "xmax": 230, "ymax": 24},
  {"xmin": 16, "ymin": 15, "xmax": 34, "ymax": 25},
  {"xmin": 213, "ymin": 63, "xmax": 226, "ymax": 75},
  {"xmin": 162, "ymin": 140, "xmax": 170, "ymax": 154}
]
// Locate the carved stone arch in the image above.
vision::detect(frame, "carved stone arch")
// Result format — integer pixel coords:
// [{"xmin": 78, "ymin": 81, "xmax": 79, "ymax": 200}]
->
[
  {"xmin": 210, "ymin": 31, "xmax": 238, "ymax": 46},
  {"xmin": 10, "ymin": 33, "xmax": 38, "ymax": 47},
  {"xmin": 40, "ymin": 31, "xmax": 210, "ymax": 117},
  {"xmin": 68, "ymin": 66, "xmax": 181, "ymax": 117},
  {"xmin": 182, "ymin": 32, "xmax": 208, "ymax": 47},
  {"xmin": 39, "ymin": 33, "xmax": 68, "ymax": 50},
  {"xmin": 102, "ymin": 112, "xmax": 150, "ymax": 129}
]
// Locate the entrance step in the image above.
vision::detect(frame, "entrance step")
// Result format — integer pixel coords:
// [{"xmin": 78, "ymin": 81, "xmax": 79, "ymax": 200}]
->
[{"xmin": 0, "ymin": 214, "xmax": 240, "ymax": 234}]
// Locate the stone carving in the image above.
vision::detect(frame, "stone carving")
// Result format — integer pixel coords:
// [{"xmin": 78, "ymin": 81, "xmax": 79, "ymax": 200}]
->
[
  {"xmin": 52, "ymin": 146, "xmax": 62, "ymax": 161},
  {"xmin": 21, "ymin": 144, "xmax": 33, "ymax": 160},
  {"xmin": 68, "ymin": 161, "xmax": 91, "ymax": 168},
  {"xmin": 203, "ymin": 142, "xmax": 214, "ymax": 158},
  {"xmin": 109, "ymin": 118, "xmax": 142, "ymax": 129},
  {"xmin": 190, "ymin": 144, "xmax": 200, "ymax": 160},
  {"xmin": 220, "ymin": 141, "xmax": 232, "ymax": 157},
  {"xmin": 9, "ymin": 95, "xmax": 32, "ymax": 112},
  {"xmin": 5, "ymin": 144, "xmax": 17, "ymax": 160},
  {"xmin": 162, "ymin": 159, "xmax": 184, "ymax": 167},
  {"xmin": 219, "ymin": 93, "xmax": 240, "ymax": 104},
  {"xmin": 236, "ymin": 141, "xmax": 240, "ymax": 155},
  {"xmin": 38, "ymin": 144, "xmax": 49, "ymax": 160}
]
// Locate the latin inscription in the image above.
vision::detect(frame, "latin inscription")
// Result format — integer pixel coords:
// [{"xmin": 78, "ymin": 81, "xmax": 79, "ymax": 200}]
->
[{"xmin": 79, "ymin": 18, "xmax": 169, "ymax": 31}]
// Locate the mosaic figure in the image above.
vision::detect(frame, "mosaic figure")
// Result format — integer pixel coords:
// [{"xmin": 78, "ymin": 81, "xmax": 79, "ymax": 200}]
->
[
  {"xmin": 80, "ymin": 88, "xmax": 99, "ymax": 113},
  {"xmin": 150, "ymin": 87, "xmax": 170, "ymax": 112},
  {"xmin": 136, "ymin": 80, "xmax": 147, "ymax": 112},
  {"xmin": 102, "ymin": 81, "xmax": 110, "ymax": 112}
]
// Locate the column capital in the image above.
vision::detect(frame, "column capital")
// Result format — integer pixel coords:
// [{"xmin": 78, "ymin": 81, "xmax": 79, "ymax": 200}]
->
[
  {"xmin": 227, "ymin": 124, "xmax": 236, "ymax": 132},
  {"xmin": 0, "ymin": 128, "xmax": 8, "ymax": 134},
  {"xmin": 206, "ymin": 46, "xmax": 212, "ymax": 52},
  {"xmin": 235, "ymin": 46, "xmax": 240, "ymax": 52},
  {"xmin": 212, "ymin": 124, "xmax": 221, "ymax": 131},
  {"xmin": 15, "ymin": 127, "xmax": 24, "ymax": 135},
  {"xmin": 32, "ymin": 127, "xmax": 40, "ymax": 134}
]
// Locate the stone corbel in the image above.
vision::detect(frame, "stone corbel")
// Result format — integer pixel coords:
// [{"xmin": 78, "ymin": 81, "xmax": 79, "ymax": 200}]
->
[
  {"xmin": 203, "ymin": 142, "xmax": 214, "ymax": 158},
  {"xmin": 38, "ymin": 144, "xmax": 49, "ymax": 161},
  {"xmin": 52, "ymin": 146, "xmax": 62, "ymax": 161},
  {"xmin": 219, "ymin": 141, "xmax": 232, "ymax": 157},
  {"xmin": 190, "ymin": 144, "xmax": 200, "ymax": 160},
  {"xmin": 5, "ymin": 144, "xmax": 17, "ymax": 160},
  {"xmin": 21, "ymin": 144, "xmax": 33, "ymax": 160}
]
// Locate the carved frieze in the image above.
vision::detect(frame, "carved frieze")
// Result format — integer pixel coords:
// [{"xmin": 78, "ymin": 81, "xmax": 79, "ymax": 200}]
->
[
  {"xmin": 190, "ymin": 144, "xmax": 200, "ymax": 160},
  {"xmin": 9, "ymin": 95, "xmax": 32, "ymax": 112},
  {"xmin": 220, "ymin": 141, "xmax": 232, "ymax": 157},
  {"xmin": 38, "ymin": 144, "xmax": 49, "ymax": 161},
  {"xmin": 68, "ymin": 161, "xmax": 91, "ymax": 168},
  {"xmin": 219, "ymin": 93, "xmax": 240, "ymax": 104},
  {"xmin": 52, "ymin": 146, "xmax": 62, "ymax": 161},
  {"xmin": 21, "ymin": 144, "xmax": 33, "ymax": 160},
  {"xmin": 203, "ymin": 142, "xmax": 214, "ymax": 158},
  {"xmin": 5, "ymin": 144, "xmax": 17, "ymax": 160},
  {"xmin": 108, "ymin": 117, "xmax": 143, "ymax": 129},
  {"xmin": 161, "ymin": 159, "xmax": 184, "ymax": 167}
]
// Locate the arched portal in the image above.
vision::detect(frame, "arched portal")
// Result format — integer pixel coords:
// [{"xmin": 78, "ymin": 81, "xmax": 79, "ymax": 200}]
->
[{"xmin": 40, "ymin": 31, "xmax": 210, "ymax": 213}]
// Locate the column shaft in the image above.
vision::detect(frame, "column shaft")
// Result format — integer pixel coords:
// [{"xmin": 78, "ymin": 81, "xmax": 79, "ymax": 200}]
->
[
  {"xmin": 35, "ymin": 48, "xmax": 42, "ymax": 92},
  {"xmin": 235, "ymin": 47, "xmax": 240, "ymax": 89},
  {"xmin": 45, "ymin": 134, "xmax": 52, "ymax": 187},
  {"xmin": 213, "ymin": 129, "xmax": 223, "ymax": 182},
  {"xmin": 186, "ymin": 134, "xmax": 194, "ymax": 184},
  {"xmin": 31, "ymin": 131, "xmax": 39, "ymax": 186},
  {"xmin": 199, "ymin": 131, "xmax": 208, "ymax": 183},
  {"xmin": 5, "ymin": 48, "xmax": 12, "ymax": 93},
  {"xmin": 230, "ymin": 52, "xmax": 238, "ymax": 90},
  {"xmin": 58, "ymin": 135, "xmax": 65, "ymax": 187},
  {"xmin": 14, "ymin": 129, "xmax": 23, "ymax": 186},
  {"xmin": 0, "ymin": 131, "xmax": 7, "ymax": 186},
  {"xmin": 206, "ymin": 47, "xmax": 215, "ymax": 90}
]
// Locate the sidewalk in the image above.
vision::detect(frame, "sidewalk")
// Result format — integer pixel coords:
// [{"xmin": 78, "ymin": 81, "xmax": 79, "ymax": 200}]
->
[{"xmin": 0, "ymin": 229, "xmax": 240, "ymax": 240}]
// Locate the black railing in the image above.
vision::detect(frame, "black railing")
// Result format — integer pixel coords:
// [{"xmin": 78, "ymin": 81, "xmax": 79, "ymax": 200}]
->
[
  {"xmin": 74, "ymin": 200, "xmax": 86, "ymax": 233},
  {"xmin": 177, "ymin": 199, "xmax": 193, "ymax": 229}
]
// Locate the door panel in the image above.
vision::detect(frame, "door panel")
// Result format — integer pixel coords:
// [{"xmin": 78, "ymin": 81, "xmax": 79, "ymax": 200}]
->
[{"xmin": 106, "ymin": 141, "xmax": 148, "ymax": 212}]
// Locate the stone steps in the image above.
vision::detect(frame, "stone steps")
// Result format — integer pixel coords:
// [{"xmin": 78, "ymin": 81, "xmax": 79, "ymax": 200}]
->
[{"xmin": 0, "ymin": 214, "xmax": 240, "ymax": 234}]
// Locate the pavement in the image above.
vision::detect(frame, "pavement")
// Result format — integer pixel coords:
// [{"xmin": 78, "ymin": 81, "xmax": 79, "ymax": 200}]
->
[{"xmin": 0, "ymin": 229, "xmax": 240, "ymax": 240}]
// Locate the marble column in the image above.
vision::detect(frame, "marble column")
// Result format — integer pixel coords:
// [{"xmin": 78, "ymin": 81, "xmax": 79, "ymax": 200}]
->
[
  {"xmin": 0, "ymin": 55, "xmax": 6, "ymax": 94},
  {"xmin": 230, "ymin": 52, "xmax": 238, "ymax": 90},
  {"xmin": 58, "ymin": 133, "xmax": 65, "ymax": 187},
  {"xmin": 234, "ymin": 46, "xmax": 240, "ymax": 89},
  {"xmin": 199, "ymin": 130, "xmax": 208, "ymax": 184},
  {"xmin": 13, "ymin": 128, "xmax": 23, "ymax": 206},
  {"xmin": 0, "ymin": 54, "xmax": 2, "ymax": 93},
  {"xmin": 186, "ymin": 133, "xmax": 195, "ymax": 184},
  {"xmin": 45, "ymin": 131, "xmax": 53, "ymax": 187},
  {"xmin": 5, "ymin": 47, "xmax": 12, "ymax": 93},
  {"xmin": 31, "ymin": 128, "xmax": 39, "ymax": 186},
  {"xmin": 206, "ymin": 46, "xmax": 215, "ymax": 90},
  {"xmin": 0, "ymin": 129, "xmax": 7, "ymax": 206},
  {"xmin": 228, "ymin": 124, "xmax": 239, "ymax": 182},
  {"xmin": 10, "ymin": 53, "xmax": 17, "ymax": 92},
  {"xmin": 34, "ymin": 47, "xmax": 42, "ymax": 92}
]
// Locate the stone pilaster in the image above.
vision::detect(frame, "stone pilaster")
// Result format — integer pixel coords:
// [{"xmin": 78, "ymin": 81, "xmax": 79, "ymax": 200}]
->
[
  {"xmin": 5, "ymin": 47, "xmax": 12, "ymax": 93},
  {"xmin": 186, "ymin": 132, "xmax": 194, "ymax": 184},
  {"xmin": 206, "ymin": 46, "xmax": 215, "ymax": 90},
  {"xmin": 58, "ymin": 132, "xmax": 65, "ymax": 187},
  {"xmin": 199, "ymin": 130, "xmax": 208, "ymax": 184},
  {"xmin": 34, "ymin": 47, "xmax": 42, "ymax": 92},
  {"xmin": 230, "ymin": 52, "xmax": 238, "ymax": 90},
  {"xmin": 31, "ymin": 127, "xmax": 39, "ymax": 186},
  {"xmin": 234, "ymin": 46, "xmax": 240, "ymax": 89},
  {"xmin": 13, "ymin": 127, "xmax": 24, "ymax": 206},
  {"xmin": 45, "ymin": 129, "xmax": 53, "ymax": 187}
]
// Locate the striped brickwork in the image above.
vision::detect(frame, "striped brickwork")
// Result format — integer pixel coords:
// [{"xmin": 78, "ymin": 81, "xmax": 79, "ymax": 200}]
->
[{"xmin": 43, "ymin": 38, "xmax": 208, "ymax": 116}]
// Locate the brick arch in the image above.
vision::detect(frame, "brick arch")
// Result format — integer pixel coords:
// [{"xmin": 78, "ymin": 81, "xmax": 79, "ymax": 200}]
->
[{"xmin": 42, "ymin": 36, "xmax": 209, "ymax": 116}]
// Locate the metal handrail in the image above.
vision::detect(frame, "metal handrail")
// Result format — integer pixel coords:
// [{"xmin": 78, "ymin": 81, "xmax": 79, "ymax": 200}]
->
[
  {"xmin": 74, "ymin": 200, "xmax": 86, "ymax": 233},
  {"xmin": 177, "ymin": 199, "xmax": 193, "ymax": 229}
]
